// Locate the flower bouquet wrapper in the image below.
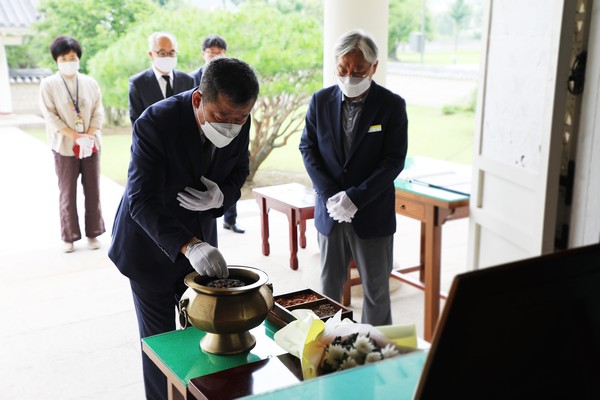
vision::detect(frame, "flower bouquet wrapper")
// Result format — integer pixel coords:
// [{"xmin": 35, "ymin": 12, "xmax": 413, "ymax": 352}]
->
[{"xmin": 273, "ymin": 309, "xmax": 418, "ymax": 379}]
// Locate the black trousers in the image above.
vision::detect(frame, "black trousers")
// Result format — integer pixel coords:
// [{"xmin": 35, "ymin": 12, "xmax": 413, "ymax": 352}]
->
[
  {"xmin": 130, "ymin": 274, "xmax": 192, "ymax": 400},
  {"xmin": 223, "ymin": 203, "xmax": 238, "ymax": 225}
]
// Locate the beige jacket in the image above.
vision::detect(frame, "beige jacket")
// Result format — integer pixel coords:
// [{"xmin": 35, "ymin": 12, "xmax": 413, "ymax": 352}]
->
[{"xmin": 39, "ymin": 72, "xmax": 104, "ymax": 156}]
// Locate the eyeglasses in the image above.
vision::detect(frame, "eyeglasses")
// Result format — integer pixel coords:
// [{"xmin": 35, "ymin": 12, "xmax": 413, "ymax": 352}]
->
[
  {"xmin": 203, "ymin": 49, "xmax": 225, "ymax": 56},
  {"xmin": 153, "ymin": 50, "xmax": 178, "ymax": 58},
  {"xmin": 335, "ymin": 66, "xmax": 372, "ymax": 79}
]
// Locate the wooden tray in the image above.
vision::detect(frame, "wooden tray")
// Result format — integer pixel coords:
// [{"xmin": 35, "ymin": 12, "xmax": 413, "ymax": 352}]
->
[{"xmin": 268, "ymin": 289, "xmax": 353, "ymax": 328}]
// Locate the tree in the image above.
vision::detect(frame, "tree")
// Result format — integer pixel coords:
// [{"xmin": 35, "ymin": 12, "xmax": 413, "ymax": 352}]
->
[
  {"xmin": 232, "ymin": 3, "xmax": 322, "ymax": 181},
  {"xmin": 30, "ymin": 0, "xmax": 157, "ymax": 72},
  {"xmin": 6, "ymin": 46, "xmax": 38, "ymax": 69},
  {"xmin": 269, "ymin": 0, "xmax": 323, "ymax": 23},
  {"xmin": 449, "ymin": 0, "xmax": 471, "ymax": 60},
  {"xmin": 88, "ymin": 3, "xmax": 323, "ymax": 179},
  {"xmin": 388, "ymin": 0, "xmax": 432, "ymax": 59}
]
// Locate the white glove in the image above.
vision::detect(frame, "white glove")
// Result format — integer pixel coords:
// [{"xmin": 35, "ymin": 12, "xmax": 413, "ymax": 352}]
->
[
  {"xmin": 185, "ymin": 242, "xmax": 229, "ymax": 278},
  {"xmin": 326, "ymin": 196, "xmax": 351, "ymax": 222},
  {"xmin": 177, "ymin": 176, "xmax": 224, "ymax": 211},
  {"xmin": 75, "ymin": 136, "xmax": 95, "ymax": 159},
  {"xmin": 326, "ymin": 191, "xmax": 358, "ymax": 223}
]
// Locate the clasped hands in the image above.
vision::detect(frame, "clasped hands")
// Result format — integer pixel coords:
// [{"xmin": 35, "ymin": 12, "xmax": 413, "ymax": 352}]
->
[
  {"xmin": 75, "ymin": 135, "xmax": 95, "ymax": 159},
  {"xmin": 326, "ymin": 191, "xmax": 357, "ymax": 223},
  {"xmin": 177, "ymin": 176, "xmax": 224, "ymax": 211}
]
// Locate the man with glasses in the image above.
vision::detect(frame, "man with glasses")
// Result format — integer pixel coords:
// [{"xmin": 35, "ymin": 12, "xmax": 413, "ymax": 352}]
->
[
  {"xmin": 128, "ymin": 31, "xmax": 195, "ymax": 125},
  {"xmin": 191, "ymin": 34, "xmax": 227, "ymax": 86},
  {"xmin": 299, "ymin": 30, "xmax": 408, "ymax": 326},
  {"xmin": 109, "ymin": 58, "xmax": 259, "ymax": 400}
]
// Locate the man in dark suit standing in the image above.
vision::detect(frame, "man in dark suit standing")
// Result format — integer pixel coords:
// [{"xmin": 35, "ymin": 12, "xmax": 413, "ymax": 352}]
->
[
  {"xmin": 109, "ymin": 58, "xmax": 259, "ymax": 400},
  {"xmin": 299, "ymin": 30, "xmax": 408, "ymax": 326},
  {"xmin": 128, "ymin": 31, "xmax": 195, "ymax": 125},
  {"xmin": 191, "ymin": 34, "xmax": 227, "ymax": 86},
  {"xmin": 191, "ymin": 34, "xmax": 245, "ymax": 234}
]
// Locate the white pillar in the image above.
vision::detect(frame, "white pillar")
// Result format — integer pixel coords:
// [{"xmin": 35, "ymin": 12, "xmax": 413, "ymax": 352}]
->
[
  {"xmin": 323, "ymin": 0, "xmax": 389, "ymax": 88},
  {"xmin": 0, "ymin": 41, "xmax": 13, "ymax": 114}
]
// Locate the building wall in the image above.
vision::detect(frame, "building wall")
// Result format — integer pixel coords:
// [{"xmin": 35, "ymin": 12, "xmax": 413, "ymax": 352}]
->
[{"xmin": 10, "ymin": 82, "xmax": 42, "ymax": 115}]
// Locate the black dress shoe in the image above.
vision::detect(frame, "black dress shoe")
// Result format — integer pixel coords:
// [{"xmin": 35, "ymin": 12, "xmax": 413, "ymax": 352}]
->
[{"xmin": 223, "ymin": 222, "xmax": 245, "ymax": 234}]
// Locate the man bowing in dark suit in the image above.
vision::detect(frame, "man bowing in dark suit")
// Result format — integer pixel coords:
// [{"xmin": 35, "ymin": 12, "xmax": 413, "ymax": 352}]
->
[
  {"xmin": 109, "ymin": 57, "xmax": 259, "ymax": 400},
  {"xmin": 300, "ymin": 30, "xmax": 408, "ymax": 326},
  {"xmin": 190, "ymin": 34, "xmax": 246, "ymax": 234},
  {"xmin": 128, "ymin": 31, "xmax": 195, "ymax": 125}
]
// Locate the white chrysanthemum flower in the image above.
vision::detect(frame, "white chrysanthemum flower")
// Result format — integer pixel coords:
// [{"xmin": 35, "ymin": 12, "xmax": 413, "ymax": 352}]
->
[
  {"xmin": 365, "ymin": 351, "xmax": 383, "ymax": 363},
  {"xmin": 324, "ymin": 344, "xmax": 346, "ymax": 368},
  {"xmin": 381, "ymin": 343, "xmax": 399, "ymax": 359},
  {"xmin": 339, "ymin": 357, "xmax": 358, "ymax": 371},
  {"xmin": 353, "ymin": 335, "xmax": 375, "ymax": 354},
  {"xmin": 348, "ymin": 347, "xmax": 361, "ymax": 360}
]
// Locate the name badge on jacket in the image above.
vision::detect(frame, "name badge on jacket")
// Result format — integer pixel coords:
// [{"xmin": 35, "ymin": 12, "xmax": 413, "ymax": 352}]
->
[{"xmin": 368, "ymin": 124, "xmax": 382, "ymax": 133}]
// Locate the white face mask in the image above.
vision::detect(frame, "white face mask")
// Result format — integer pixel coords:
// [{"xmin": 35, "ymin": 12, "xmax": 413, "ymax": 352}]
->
[
  {"xmin": 154, "ymin": 56, "xmax": 177, "ymax": 74},
  {"xmin": 58, "ymin": 61, "xmax": 79, "ymax": 76},
  {"xmin": 336, "ymin": 76, "xmax": 371, "ymax": 98},
  {"xmin": 198, "ymin": 101, "xmax": 243, "ymax": 148}
]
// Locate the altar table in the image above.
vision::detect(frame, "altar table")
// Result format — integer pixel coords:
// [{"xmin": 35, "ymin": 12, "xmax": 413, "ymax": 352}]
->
[
  {"xmin": 141, "ymin": 321, "xmax": 286, "ymax": 400},
  {"xmin": 143, "ymin": 322, "xmax": 427, "ymax": 400}
]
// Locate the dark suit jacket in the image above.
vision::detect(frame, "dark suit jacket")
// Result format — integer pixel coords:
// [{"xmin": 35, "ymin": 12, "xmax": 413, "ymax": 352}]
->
[
  {"xmin": 128, "ymin": 68, "xmax": 195, "ymax": 125},
  {"xmin": 191, "ymin": 66, "xmax": 203, "ymax": 87},
  {"xmin": 299, "ymin": 81, "xmax": 408, "ymax": 239},
  {"xmin": 109, "ymin": 89, "xmax": 250, "ymax": 289}
]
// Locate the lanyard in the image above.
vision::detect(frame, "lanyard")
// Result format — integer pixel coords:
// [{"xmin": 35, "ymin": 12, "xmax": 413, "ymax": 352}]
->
[{"xmin": 60, "ymin": 75, "xmax": 80, "ymax": 116}]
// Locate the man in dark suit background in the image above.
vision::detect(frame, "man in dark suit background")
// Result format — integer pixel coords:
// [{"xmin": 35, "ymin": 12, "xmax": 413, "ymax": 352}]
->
[
  {"xmin": 109, "ymin": 58, "xmax": 259, "ymax": 400},
  {"xmin": 191, "ymin": 34, "xmax": 245, "ymax": 234},
  {"xmin": 299, "ymin": 30, "xmax": 408, "ymax": 326},
  {"xmin": 128, "ymin": 31, "xmax": 195, "ymax": 125},
  {"xmin": 191, "ymin": 34, "xmax": 227, "ymax": 86}
]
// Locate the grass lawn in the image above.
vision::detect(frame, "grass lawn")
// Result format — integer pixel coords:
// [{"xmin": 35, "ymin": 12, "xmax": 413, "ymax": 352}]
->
[
  {"xmin": 405, "ymin": 105, "xmax": 474, "ymax": 164},
  {"xmin": 24, "ymin": 104, "xmax": 474, "ymax": 186},
  {"xmin": 260, "ymin": 104, "xmax": 474, "ymax": 171}
]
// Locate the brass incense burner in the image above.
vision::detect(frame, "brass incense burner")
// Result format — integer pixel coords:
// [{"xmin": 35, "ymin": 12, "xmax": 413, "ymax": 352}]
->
[{"xmin": 178, "ymin": 266, "xmax": 274, "ymax": 355}]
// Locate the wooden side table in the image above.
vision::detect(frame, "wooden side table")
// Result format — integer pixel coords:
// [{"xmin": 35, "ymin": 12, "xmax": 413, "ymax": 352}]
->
[
  {"xmin": 252, "ymin": 183, "xmax": 315, "ymax": 270},
  {"xmin": 342, "ymin": 157, "xmax": 470, "ymax": 342},
  {"xmin": 392, "ymin": 180, "xmax": 469, "ymax": 341}
]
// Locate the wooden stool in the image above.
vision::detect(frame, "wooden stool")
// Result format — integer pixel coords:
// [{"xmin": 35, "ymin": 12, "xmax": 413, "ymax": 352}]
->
[{"xmin": 342, "ymin": 260, "xmax": 362, "ymax": 306}]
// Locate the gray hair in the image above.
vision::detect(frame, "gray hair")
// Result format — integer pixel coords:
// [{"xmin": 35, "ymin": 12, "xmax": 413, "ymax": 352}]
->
[
  {"xmin": 148, "ymin": 32, "xmax": 178, "ymax": 51},
  {"xmin": 333, "ymin": 30, "xmax": 378, "ymax": 64}
]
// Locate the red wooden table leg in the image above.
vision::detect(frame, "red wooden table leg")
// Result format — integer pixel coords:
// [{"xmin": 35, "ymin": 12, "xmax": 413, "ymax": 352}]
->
[
  {"xmin": 299, "ymin": 212, "xmax": 307, "ymax": 249},
  {"xmin": 287, "ymin": 209, "xmax": 299, "ymax": 270},
  {"xmin": 257, "ymin": 196, "xmax": 270, "ymax": 256}
]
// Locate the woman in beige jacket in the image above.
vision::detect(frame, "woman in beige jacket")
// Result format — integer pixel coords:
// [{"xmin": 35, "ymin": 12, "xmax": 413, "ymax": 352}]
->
[{"xmin": 39, "ymin": 35, "xmax": 105, "ymax": 253}]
